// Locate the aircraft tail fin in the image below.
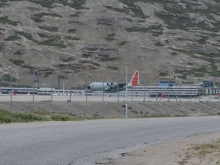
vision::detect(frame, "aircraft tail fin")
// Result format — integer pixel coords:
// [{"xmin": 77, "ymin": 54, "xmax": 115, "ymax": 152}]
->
[{"xmin": 130, "ymin": 71, "xmax": 140, "ymax": 86}]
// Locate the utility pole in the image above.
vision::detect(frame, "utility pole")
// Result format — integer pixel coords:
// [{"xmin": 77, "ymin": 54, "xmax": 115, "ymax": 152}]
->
[
  {"xmin": 37, "ymin": 71, "xmax": 40, "ymax": 89},
  {"xmin": 125, "ymin": 64, "xmax": 128, "ymax": 119},
  {"xmin": 63, "ymin": 80, "xmax": 65, "ymax": 95},
  {"xmin": 190, "ymin": 78, "xmax": 192, "ymax": 102},
  {"xmin": 144, "ymin": 79, "xmax": 146, "ymax": 102},
  {"xmin": 10, "ymin": 73, "xmax": 13, "ymax": 104},
  {"xmin": 86, "ymin": 75, "xmax": 88, "ymax": 102},
  {"xmin": 198, "ymin": 79, "xmax": 201, "ymax": 102},
  {"xmin": 168, "ymin": 80, "xmax": 170, "ymax": 102},
  {"xmin": 156, "ymin": 79, "xmax": 158, "ymax": 102},
  {"xmin": 32, "ymin": 69, "xmax": 39, "ymax": 103},
  {"xmin": 102, "ymin": 78, "xmax": 104, "ymax": 102},
  {"xmin": 33, "ymin": 73, "xmax": 35, "ymax": 103},
  {"xmin": 209, "ymin": 81, "xmax": 211, "ymax": 102},
  {"xmin": 179, "ymin": 79, "xmax": 182, "ymax": 102},
  {"xmin": 8, "ymin": 66, "xmax": 15, "ymax": 104},
  {"xmin": 51, "ymin": 73, "xmax": 53, "ymax": 102},
  {"xmin": 85, "ymin": 74, "xmax": 91, "ymax": 102},
  {"xmin": 58, "ymin": 74, "xmax": 60, "ymax": 89},
  {"xmin": 117, "ymin": 77, "xmax": 119, "ymax": 102},
  {"xmin": 218, "ymin": 80, "xmax": 220, "ymax": 103},
  {"xmin": 70, "ymin": 74, "xmax": 73, "ymax": 102},
  {"xmin": 131, "ymin": 85, "xmax": 133, "ymax": 102}
]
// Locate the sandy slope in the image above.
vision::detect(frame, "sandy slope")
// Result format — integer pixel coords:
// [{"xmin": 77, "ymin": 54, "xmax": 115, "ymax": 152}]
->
[{"xmin": 109, "ymin": 132, "xmax": 220, "ymax": 165}]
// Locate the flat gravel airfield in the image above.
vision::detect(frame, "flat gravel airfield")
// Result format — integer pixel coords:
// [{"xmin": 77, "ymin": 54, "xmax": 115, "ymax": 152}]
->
[{"xmin": 1, "ymin": 117, "xmax": 220, "ymax": 165}]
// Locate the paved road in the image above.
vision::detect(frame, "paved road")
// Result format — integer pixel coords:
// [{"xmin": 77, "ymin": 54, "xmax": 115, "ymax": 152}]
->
[
  {"xmin": 1, "ymin": 117, "xmax": 220, "ymax": 165},
  {"xmin": 0, "ymin": 94, "xmax": 220, "ymax": 102}
]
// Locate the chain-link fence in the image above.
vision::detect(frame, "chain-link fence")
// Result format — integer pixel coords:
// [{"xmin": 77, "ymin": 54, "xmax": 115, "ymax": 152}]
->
[{"xmin": 0, "ymin": 85, "xmax": 220, "ymax": 103}]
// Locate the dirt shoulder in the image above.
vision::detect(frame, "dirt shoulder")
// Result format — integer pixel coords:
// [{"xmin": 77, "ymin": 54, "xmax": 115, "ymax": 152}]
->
[
  {"xmin": 1, "ymin": 102, "xmax": 220, "ymax": 119},
  {"xmin": 107, "ymin": 132, "xmax": 220, "ymax": 165}
]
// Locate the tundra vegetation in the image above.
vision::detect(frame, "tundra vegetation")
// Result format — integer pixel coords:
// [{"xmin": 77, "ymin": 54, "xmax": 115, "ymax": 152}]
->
[
  {"xmin": 0, "ymin": 110, "xmax": 104, "ymax": 123},
  {"xmin": 0, "ymin": 0, "xmax": 220, "ymax": 87}
]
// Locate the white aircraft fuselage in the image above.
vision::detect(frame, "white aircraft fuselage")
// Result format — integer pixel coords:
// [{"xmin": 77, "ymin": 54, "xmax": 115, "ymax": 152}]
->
[{"xmin": 87, "ymin": 71, "xmax": 140, "ymax": 92}]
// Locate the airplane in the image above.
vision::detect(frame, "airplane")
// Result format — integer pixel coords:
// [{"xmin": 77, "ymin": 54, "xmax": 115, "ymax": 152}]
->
[{"xmin": 87, "ymin": 71, "xmax": 140, "ymax": 92}]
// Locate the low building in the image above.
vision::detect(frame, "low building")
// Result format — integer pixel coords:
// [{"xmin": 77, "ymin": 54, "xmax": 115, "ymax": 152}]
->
[
  {"xmin": 157, "ymin": 81, "xmax": 176, "ymax": 87},
  {"xmin": 200, "ymin": 81, "xmax": 213, "ymax": 87}
]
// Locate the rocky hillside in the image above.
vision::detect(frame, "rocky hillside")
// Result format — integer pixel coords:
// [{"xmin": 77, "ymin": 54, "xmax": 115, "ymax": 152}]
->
[{"xmin": 0, "ymin": 0, "xmax": 220, "ymax": 88}]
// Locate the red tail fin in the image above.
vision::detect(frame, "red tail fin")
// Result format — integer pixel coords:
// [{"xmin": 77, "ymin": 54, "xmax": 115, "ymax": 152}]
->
[{"xmin": 130, "ymin": 71, "xmax": 140, "ymax": 86}]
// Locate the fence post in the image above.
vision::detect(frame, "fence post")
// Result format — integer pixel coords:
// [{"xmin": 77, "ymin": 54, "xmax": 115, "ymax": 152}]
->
[
  {"xmin": 144, "ymin": 80, "xmax": 146, "ymax": 102},
  {"xmin": 190, "ymin": 80, "xmax": 191, "ymax": 102},
  {"xmin": 102, "ymin": 79, "xmax": 104, "ymax": 102},
  {"xmin": 50, "ymin": 74, "xmax": 53, "ymax": 111},
  {"xmin": 218, "ymin": 81, "xmax": 219, "ymax": 103},
  {"xmin": 10, "ymin": 74, "xmax": 13, "ymax": 104}
]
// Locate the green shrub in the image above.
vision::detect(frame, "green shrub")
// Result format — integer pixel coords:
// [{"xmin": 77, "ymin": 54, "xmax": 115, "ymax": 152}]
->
[
  {"xmin": 112, "ymin": 0, "xmax": 148, "ymax": 19},
  {"xmin": 105, "ymin": 33, "xmax": 116, "ymax": 41},
  {"xmin": 104, "ymin": 6, "xmax": 130, "ymax": 15},
  {"xmin": 31, "ymin": 17, "xmax": 44, "ymax": 23},
  {"xmin": 0, "ymin": 16, "xmax": 20, "ymax": 26},
  {"xmin": 28, "ymin": 0, "xmax": 88, "ymax": 9},
  {"xmin": 16, "ymin": 31, "xmax": 36, "ymax": 41},
  {"xmin": 65, "ymin": 36, "xmax": 80, "ymax": 40},
  {"xmin": 172, "ymin": 52, "xmax": 178, "ymax": 56},
  {"xmin": 155, "ymin": 42, "xmax": 164, "ymax": 46},
  {"xmin": 9, "ymin": 59, "xmax": 24, "ymax": 65},
  {"xmin": 0, "ymin": 110, "xmax": 13, "ymax": 123},
  {"xmin": 125, "ymin": 25, "xmax": 163, "ymax": 36},
  {"xmin": 117, "ymin": 41, "xmax": 127, "ymax": 46},
  {"xmin": 31, "ymin": 12, "xmax": 62, "ymax": 22},
  {"xmin": 13, "ymin": 113, "xmax": 48, "ymax": 122},
  {"xmin": 0, "ymin": 110, "xmax": 48, "ymax": 123},
  {"xmin": 159, "ymin": 72, "xmax": 169, "ymax": 76},
  {"xmin": 38, "ymin": 36, "xmax": 66, "ymax": 48},
  {"xmin": 5, "ymin": 35, "xmax": 20, "ymax": 41},
  {"xmin": 107, "ymin": 66, "xmax": 119, "ymax": 70},
  {"xmin": 33, "ymin": 13, "xmax": 62, "ymax": 19},
  {"xmin": 51, "ymin": 114, "xmax": 74, "ymax": 121},
  {"xmin": 39, "ymin": 26, "xmax": 59, "ymax": 32},
  {"xmin": 68, "ymin": 29, "xmax": 77, "ymax": 33}
]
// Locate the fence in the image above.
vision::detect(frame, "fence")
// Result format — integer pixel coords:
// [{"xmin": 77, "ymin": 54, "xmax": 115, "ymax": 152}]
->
[{"xmin": 0, "ymin": 86, "xmax": 220, "ymax": 103}]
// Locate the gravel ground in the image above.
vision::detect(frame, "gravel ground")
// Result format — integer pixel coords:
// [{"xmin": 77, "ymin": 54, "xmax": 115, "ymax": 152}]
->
[
  {"xmin": 0, "ymin": 102, "xmax": 220, "ymax": 119},
  {"xmin": 108, "ymin": 132, "xmax": 220, "ymax": 165}
]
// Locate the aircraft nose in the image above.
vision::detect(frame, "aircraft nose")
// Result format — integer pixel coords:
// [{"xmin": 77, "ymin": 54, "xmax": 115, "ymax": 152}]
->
[{"xmin": 87, "ymin": 86, "xmax": 91, "ymax": 89}]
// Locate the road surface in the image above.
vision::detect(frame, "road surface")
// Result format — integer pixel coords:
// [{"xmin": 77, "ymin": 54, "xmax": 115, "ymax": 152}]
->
[{"xmin": 1, "ymin": 117, "xmax": 220, "ymax": 165}]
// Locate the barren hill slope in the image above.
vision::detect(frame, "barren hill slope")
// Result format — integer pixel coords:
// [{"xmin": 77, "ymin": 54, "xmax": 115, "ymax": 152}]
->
[{"xmin": 0, "ymin": 0, "xmax": 220, "ymax": 88}]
